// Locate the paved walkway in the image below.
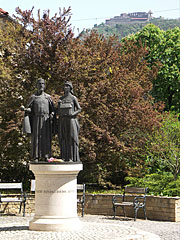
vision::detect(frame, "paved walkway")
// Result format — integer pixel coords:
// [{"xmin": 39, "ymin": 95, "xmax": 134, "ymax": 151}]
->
[{"xmin": 0, "ymin": 214, "xmax": 179, "ymax": 240}]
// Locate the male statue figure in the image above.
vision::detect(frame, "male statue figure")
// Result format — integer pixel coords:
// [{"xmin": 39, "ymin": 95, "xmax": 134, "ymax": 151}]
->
[{"xmin": 22, "ymin": 78, "xmax": 55, "ymax": 161}]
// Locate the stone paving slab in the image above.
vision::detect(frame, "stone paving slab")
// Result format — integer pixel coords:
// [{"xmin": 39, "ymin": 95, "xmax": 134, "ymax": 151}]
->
[{"xmin": 0, "ymin": 215, "xmax": 160, "ymax": 240}]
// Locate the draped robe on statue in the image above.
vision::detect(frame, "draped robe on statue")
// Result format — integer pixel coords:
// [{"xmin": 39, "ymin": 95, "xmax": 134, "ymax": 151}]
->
[
  {"xmin": 25, "ymin": 93, "xmax": 55, "ymax": 159},
  {"xmin": 58, "ymin": 95, "xmax": 80, "ymax": 162}
]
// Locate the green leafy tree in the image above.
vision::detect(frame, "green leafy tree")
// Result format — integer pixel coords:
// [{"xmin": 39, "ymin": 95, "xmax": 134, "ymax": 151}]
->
[
  {"xmin": 157, "ymin": 27, "xmax": 180, "ymax": 111},
  {"xmin": 0, "ymin": 22, "xmax": 33, "ymax": 185},
  {"xmin": 146, "ymin": 112, "xmax": 180, "ymax": 181},
  {"xmin": 126, "ymin": 24, "xmax": 180, "ymax": 112}
]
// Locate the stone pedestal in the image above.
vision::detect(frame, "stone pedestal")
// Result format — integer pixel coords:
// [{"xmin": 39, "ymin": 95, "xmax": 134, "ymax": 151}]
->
[{"xmin": 29, "ymin": 162, "xmax": 83, "ymax": 231}]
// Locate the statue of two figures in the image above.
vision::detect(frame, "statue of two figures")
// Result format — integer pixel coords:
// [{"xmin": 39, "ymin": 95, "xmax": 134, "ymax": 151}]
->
[{"xmin": 22, "ymin": 78, "xmax": 81, "ymax": 162}]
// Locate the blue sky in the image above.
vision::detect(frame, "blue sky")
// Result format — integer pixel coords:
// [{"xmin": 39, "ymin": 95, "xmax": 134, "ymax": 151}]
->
[{"xmin": 0, "ymin": 0, "xmax": 180, "ymax": 32}]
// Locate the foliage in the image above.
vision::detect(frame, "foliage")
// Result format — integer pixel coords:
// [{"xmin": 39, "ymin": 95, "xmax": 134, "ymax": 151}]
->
[
  {"xmin": 71, "ymin": 35, "xmax": 163, "ymax": 186},
  {"xmin": 13, "ymin": 7, "xmax": 74, "ymax": 91},
  {"xmin": 0, "ymin": 22, "xmax": 33, "ymax": 186},
  {"xmin": 93, "ymin": 22, "xmax": 145, "ymax": 39},
  {"xmin": 94, "ymin": 21, "xmax": 180, "ymax": 112},
  {"xmin": 126, "ymin": 24, "xmax": 180, "ymax": 112},
  {"xmin": 126, "ymin": 173, "xmax": 180, "ymax": 196},
  {"xmin": 145, "ymin": 112, "xmax": 180, "ymax": 181},
  {"xmin": 150, "ymin": 18, "xmax": 180, "ymax": 31},
  {"xmin": 0, "ymin": 8, "xmax": 163, "ymax": 188}
]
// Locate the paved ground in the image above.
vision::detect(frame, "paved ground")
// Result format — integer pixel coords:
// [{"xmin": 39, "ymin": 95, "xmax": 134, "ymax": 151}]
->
[
  {"xmin": 87, "ymin": 215, "xmax": 180, "ymax": 240},
  {"xmin": 0, "ymin": 214, "xmax": 179, "ymax": 240}
]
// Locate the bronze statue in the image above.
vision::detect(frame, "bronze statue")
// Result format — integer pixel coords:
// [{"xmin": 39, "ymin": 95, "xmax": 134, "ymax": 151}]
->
[
  {"xmin": 57, "ymin": 82, "xmax": 81, "ymax": 161},
  {"xmin": 22, "ymin": 78, "xmax": 55, "ymax": 161}
]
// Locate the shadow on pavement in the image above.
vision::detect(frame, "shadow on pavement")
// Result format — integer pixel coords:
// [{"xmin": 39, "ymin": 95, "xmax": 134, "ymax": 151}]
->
[
  {"xmin": 0, "ymin": 226, "xmax": 29, "ymax": 231},
  {"xmin": 102, "ymin": 216, "xmax": 134, "ymax": 221}
]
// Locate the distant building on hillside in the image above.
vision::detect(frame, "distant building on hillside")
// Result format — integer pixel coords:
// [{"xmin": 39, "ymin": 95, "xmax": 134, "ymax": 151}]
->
[{"xmin": 106, "ymin": 10, "xmax": 153, "ymax": 26}]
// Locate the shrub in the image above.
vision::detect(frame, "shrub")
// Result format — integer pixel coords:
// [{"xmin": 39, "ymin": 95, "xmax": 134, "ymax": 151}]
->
[{"xmin": 126, "ymin": 173, "xmax": 180, "ymax": 196}]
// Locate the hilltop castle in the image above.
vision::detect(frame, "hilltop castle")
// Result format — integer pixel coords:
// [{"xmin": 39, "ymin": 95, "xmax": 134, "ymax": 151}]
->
[{"xmin": 106, "ymin": 11, "xmax": 153, "ymax": 26}]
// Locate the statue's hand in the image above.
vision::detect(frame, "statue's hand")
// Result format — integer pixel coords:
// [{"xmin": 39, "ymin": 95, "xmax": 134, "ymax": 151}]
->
[
  {"xmin": 67, "ymin": 113, "xmax": 74, "ymax": 118},
  {"xmin": 20, "ymin": 106, "xmax": 31, "ymax": 113},
  {"xmin": 25, "ymin": 108, "xmax": 31, "ymax": 114},
  {"xmin": 50, "ymin": 112, "xmax": 54, "ymax": 120},
  {"xmin": 20, "ymin": 105, "xmax": 25, "ymax": 111},
  {"xmin": 70, "ymin": 112, "xmax": 78, "ymax": 117}
]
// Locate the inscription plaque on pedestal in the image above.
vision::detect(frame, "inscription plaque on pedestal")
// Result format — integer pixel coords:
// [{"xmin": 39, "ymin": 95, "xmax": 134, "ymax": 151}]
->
[{"xmin": 29, "ymin": 162, "xmax": 83, "ymax": 231}]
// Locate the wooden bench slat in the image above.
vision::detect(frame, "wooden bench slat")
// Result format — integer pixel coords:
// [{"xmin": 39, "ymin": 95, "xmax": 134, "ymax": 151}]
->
[
  {"xmin": 114, "ymin": 202, "xmax": 134, "ymax": 207},
  {"xmin": 125, "ymin": 187, "xmax": 146, "ymax": 194},
  {"xmin": 77, "ymin": 184, "xmax": 84, "ymax": 190},
  {"xmin": 1, "ymin": 197, "xmax": 23, "ymax": 202},
  {"xmin": 0, "ymin": 183, "xmax": 22, "ymax": 189}
]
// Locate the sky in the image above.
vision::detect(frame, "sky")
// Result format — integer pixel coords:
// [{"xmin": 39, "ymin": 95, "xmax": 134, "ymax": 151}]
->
[{"xmin": 0, "ymin": 0, "xmax": 180, "ymax": 33}]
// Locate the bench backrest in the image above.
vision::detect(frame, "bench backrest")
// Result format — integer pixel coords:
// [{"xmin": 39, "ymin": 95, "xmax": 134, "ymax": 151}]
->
[
  {"xmin": 0, "ymin": 183, "xmax": 23, "ymax": 190},
  {"xmin": 77, "ymin": 184, "xmax": 86, "ymax": 198},
  {"xmin": 0, "ymin": 183, "xmax": 24, "ymax": 196},
  {"xmin": 124, "ymin": 187, "xmax": 147, "ymax": 194},
  {"xmin": 77, "ymin": 183, "xmax": 86, "ymax": 205},
  {"xmin": 77, "ymin": 184, "xmax": 85, "ymax": 191},
  {"xmin": 123, "ymin": 186, "xmax": 148, "ymax": 202}
]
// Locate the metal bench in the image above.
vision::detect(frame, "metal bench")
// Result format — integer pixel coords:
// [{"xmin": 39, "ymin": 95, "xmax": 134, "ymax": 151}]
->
[
  {"xmin": 112, "ymin": 186, "xmax": 148, "ymax": 221},
  {"xmin": 0, "ymin": 182, "xmax": 26, "ymax": 217},
  {"xmin": 77, "ymin": 184, "xmax": 86, "ymax": 217}
]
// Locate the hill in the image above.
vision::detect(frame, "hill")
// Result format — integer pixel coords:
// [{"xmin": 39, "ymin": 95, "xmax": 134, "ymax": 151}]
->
[{"xmin": 92, "ymin": 18, "xmax": 180, "ymax": 39}]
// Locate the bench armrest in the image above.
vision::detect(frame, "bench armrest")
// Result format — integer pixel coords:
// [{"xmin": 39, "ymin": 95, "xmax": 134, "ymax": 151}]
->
[
  {"xmin": 134, "ymin": 196, "xmax": 146, "ymax": 201},
  {"xmin": 78, "ymin": 194, "xmax": 85, "ymax": 203},
  {"xmin": 133, "ymin": 196, "xmax": 146, "ymax": 206},
  {"xmin": 112, "ymin": 194, "xmax": 122, "ymax": 204}
]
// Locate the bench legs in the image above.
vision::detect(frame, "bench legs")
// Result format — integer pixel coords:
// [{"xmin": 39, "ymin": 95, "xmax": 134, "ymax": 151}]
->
[
  {"xmin": 113, "ymin": 205, "xmax": 147, "ymax": 221},
  {"xmin": 23, "ymin": 201, "xmax": 26, "ymax": 217},
  {"xmin": 113, "ymin": 205, "xmax": 116, "ymax": 219},
  {"xmin": 134, "ymin": 207, "xmax": 138, "ymax": 221},
  {"xmin": 19, "ymin": 202, "xmax": 26, "ymax": 217},
  {"xmin": 122, "ymin": 207, "xmax": 126, "ymax": 218},
  {"xmin": 143, "ymin": 206, "xmax": 147, "ymax": 220},
  {"xmin": 113, "ymin": 206, "xmax": 127, "ymax": 219},
  {"xmin": 81, "ymin": 203, "xmax": 84, "ymax": 217},
  {"xmin": 134, "ymin": 206, "xmax": 147, "ymax": 221},
  {"xmin": 19, "ymin": 202, "xmax": 22, "ymax": 214}
]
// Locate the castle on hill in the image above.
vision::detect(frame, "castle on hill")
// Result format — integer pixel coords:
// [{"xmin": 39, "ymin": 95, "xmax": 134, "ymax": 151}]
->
[{"xmin": 106, "ymin": 10, "xmax": 153, "ymax": 26}]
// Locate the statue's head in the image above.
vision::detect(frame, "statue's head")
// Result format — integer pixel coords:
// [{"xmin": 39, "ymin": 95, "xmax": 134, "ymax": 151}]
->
[
  {"xmin": 37, "ymin": 78, "xmax": 45, "ymax": 92},
  {"xmin": 64, "ymin": 81, "xmax": 73, "ymax": 94}
]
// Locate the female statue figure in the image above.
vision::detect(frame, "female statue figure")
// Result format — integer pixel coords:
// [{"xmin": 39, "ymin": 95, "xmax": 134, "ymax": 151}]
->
[{"xmin": 57, "ymin": 82, "xmax": 81, "ymax": 161}]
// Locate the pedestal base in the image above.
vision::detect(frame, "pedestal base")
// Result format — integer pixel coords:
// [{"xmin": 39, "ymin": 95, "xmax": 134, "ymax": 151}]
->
[
  {"xmin": 29, "ymin": 216, "xmax": 82, "ymax": 231},
  {"xmin": 29, "ymin": 162, "xmax": 83, "ymax": 231}
]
